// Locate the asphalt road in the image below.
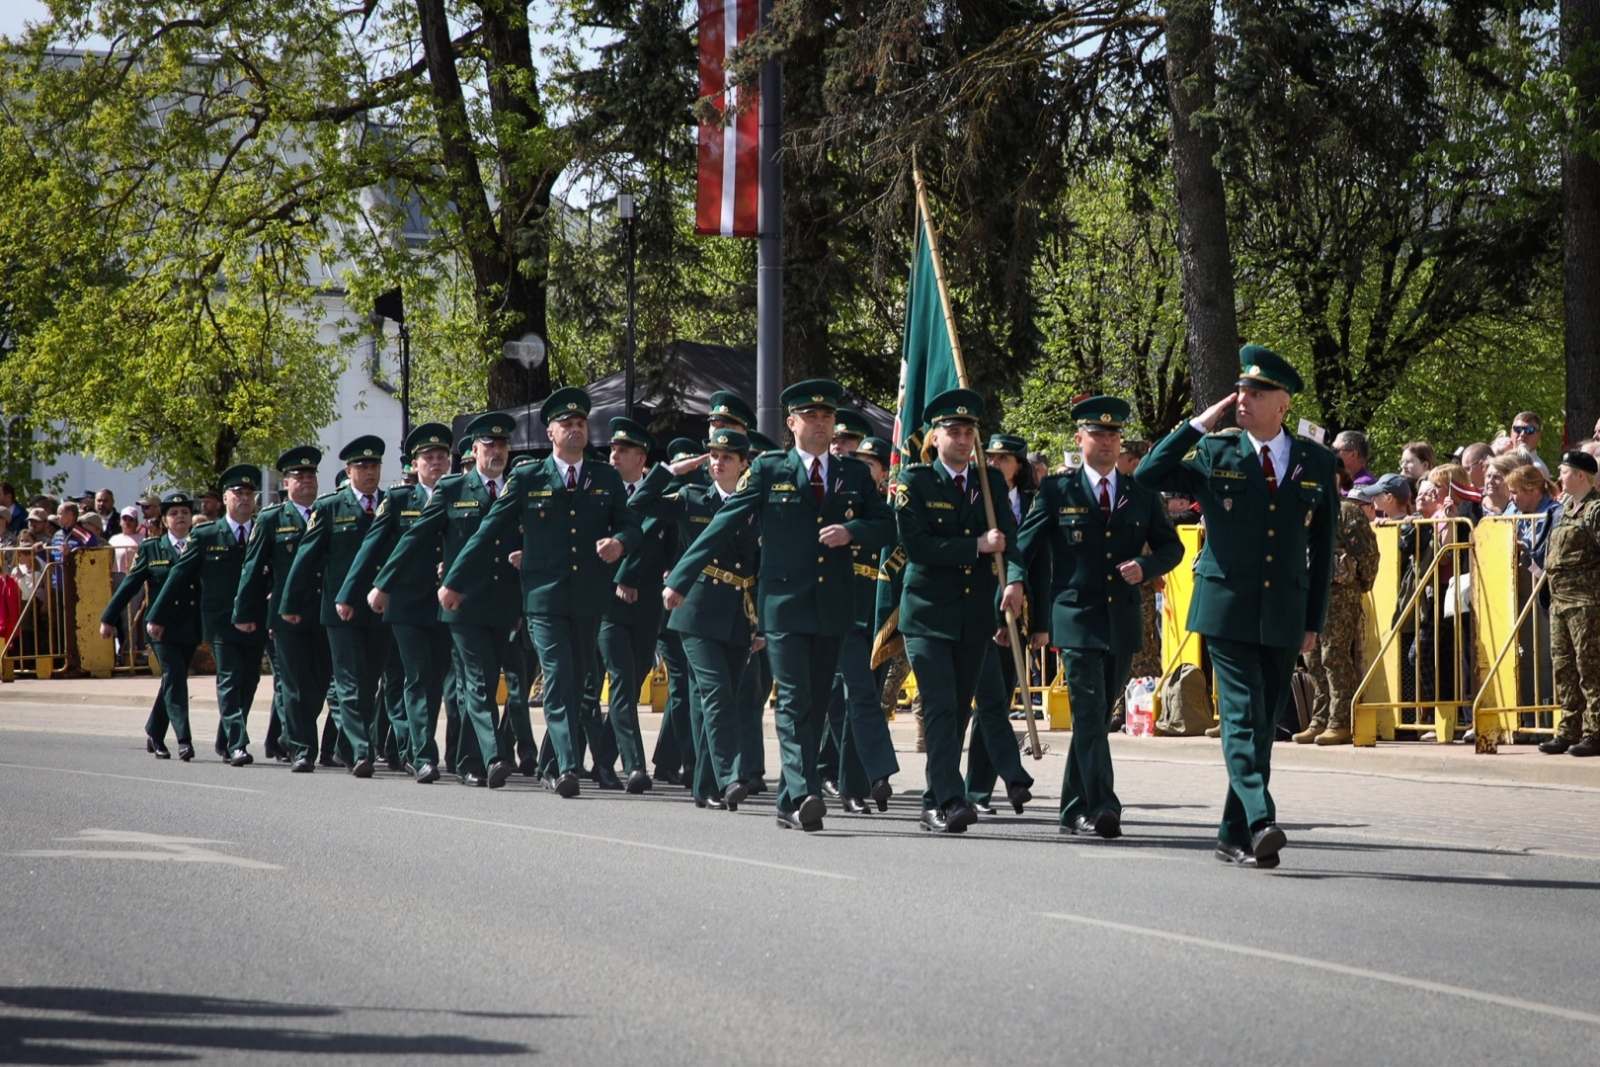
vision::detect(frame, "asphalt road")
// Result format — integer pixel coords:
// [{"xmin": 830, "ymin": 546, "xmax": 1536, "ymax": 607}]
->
[{"xmin": 3, "ymin": 721, "xmax": 1600, "ymax": 1066}]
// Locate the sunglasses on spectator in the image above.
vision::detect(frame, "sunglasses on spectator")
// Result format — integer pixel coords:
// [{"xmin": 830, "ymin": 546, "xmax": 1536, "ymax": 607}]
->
[{"xmin": 1511, "ymin": 425, "xmax": 1537, "ymax": 434}]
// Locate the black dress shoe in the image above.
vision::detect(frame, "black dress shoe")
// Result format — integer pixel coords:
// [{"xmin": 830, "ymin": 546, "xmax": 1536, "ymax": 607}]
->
[
  {"xmin": 459, "ymin": 771, "xmax": 487, "ymax": 787},
  {"xmin": 842, "ymin": 797, "xmax": 871, "ymax": 814},
  {"xmin": 870, "ymin": 776, "xmax": 893, "ymax": 812},
  {"xmin": 655, "ymin": 766, "xmax": 685, "ymax": 786},
  {"xmin": 723, "ymin": 780, "xmax": 749, "ymax": 812},
  {"xmin": 1249, "ymin": 823, "xmax": 1287, "ymax": 863},
  {"xmin": 1059, "ymin": 813, "xmax": 1096, "ymax": 836},
  {"xmin": 517, "ymin": 756, "xmax": 539, "ymax": 777},
  {"xmin": 776, "ymin": 809, "xmax": 822, "ymax": 832},
  {"xmin": 1215, "ymin": 842, "xmax": 1279, "ymax": 869},
  {"xmin": 972, "ymin": 800, "xmax": 996, "ymax": 816},
  {"xmin": 1007, "ymin": 782, "xmax": 1033, "ymax": 815},
  {"xmin": 1539, "ymin": 736, "xmax": 1573, "ymax": 754},
  {"xmin": 177, "ymin": 742, "xmax": 195, "ymax": 762},
  {"xmin": 744, "ymin": 775, "xmax": 767, "ymax": 795},
  {"xmin": 796, "ymin": 794, "xmax": 827, "ymax": 825},
  {"xmin": 552, "ymin": 771, "xmax": 581, "ymax": 798},
  {"xmin": 290, "ymin": 757, "xmax": 315, "ymax": 773},
  {"xmin": 1571, "ymin": 736, "xmax": 1600, "ymax": 757},
  {"xmin": 350, "ymin": 757, "xmax": 375, "ymax": 779},
  {"xmin": 1093, "ymin": 809, "xmax": 1123, "ymax": 839},
  {"xmin": 919, "ymin": 807, "xmax": 949, "ymax": 832},
  {"xmin": 147, "ymin": 734, "xmax": 171, "ymax": 760},
  {"xmin": 486, "ymin": 760, "xmax": 512, "ymax": 789},
  {"xmin": 402, "ymin": 762, "xmax": 417, "ymax": 776},
  {"xmin": 942, "ymin": 800, "xmax": 977, "ymax": 833},
  {"xmin": 229, "ymin": 749, "xmax": 253, "ymax": 767},
  {"xmin": 625, "ymin": 770, "xmax": 652, "ymax": 794},
  {"xmin": 385, "ymin": 755, "xmax": 405, "ymax": 772},
  {"xmin": 696, "ymin": 795, "xmax": 727, "ymax": 810},
  {"xmin": 821, "ymin": 779, "xmax": 841, "ymax": 799},
  {"xmin": 594, "ymin": 766, "xmax": 624, "ymax": 790},
  {"xmin": 415, "ymin": 763, "xmax": 441, "ymax": 784}
]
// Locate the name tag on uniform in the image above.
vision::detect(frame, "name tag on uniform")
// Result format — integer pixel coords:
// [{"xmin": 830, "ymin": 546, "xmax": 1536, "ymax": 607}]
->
[
  {"xmin": 1300, "ymin": 481, "xmax": 1320, "ymax": 489},
  {"xmin": 401, "ymin": 510, "xmax": 421, "ymax": 518},
  {"xmin": 334, "ymin": 515, "xmax": 356, "ymax": 523},
  {"xmin": 455, "ymin": 501, "xmax": 481, "ymax": 508},
  {"xmin": 690, "ymin": 515, "xmax": 711, "ymax": 524},
  {"xmin": 1212, "ymin": 469, "xmax": 1246, "ymax": 480},
  {"xmin": 207, "ymin": 545, "xmax": 228, "ymax": 553},
  {"xmin": 151, "ymin": 560, "xmax": 170, "ymax": 566},
  {"xmin": 589, "ymin": 488, "xmax": 608, "ymax": 494},
  {"xmin": 928, "ymin": 501, "xmax": 954, "ymax": 510},
  {"xmin": 1061, "ymin": 506, "xmax": 1088, "ymax": 514},
  {"xmin": 527, "ymin": 490, "xmax": 552, "ymax": 498},
  {"xmin": 771, "ymin": 483, "xmax": 797, "ymax": 492}
]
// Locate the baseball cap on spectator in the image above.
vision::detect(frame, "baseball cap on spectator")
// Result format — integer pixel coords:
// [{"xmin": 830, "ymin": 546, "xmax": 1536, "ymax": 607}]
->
[
  {"xmin": 1348, "ymin": 482, "xmax": 1385, "ymax": 503},
  {"xmin": 27, "ymin": 507, "xmax": 50, "ymax": 523},
  {"xmin": 120, "ymin": 505, "xmax": 141, "ymax": 521},
  {"xmin": 1372, "ymin": 473, "xmax": 1413, "ymax": 499}
]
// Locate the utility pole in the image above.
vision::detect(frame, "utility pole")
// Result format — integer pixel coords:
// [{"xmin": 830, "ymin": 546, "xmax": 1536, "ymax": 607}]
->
[{"xmin": 756, "ymin": 0, "xmax": 783, "ymax": 440}]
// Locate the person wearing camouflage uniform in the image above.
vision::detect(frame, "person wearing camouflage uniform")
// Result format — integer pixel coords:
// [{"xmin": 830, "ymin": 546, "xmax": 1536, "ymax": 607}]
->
[
  {"xmin": 1295, "ymin": 496, "xmax": 1380, "ymax": 745},
  {"xmin": 1537, "ymin": 451, "xmax": 1600, "ymax": 756}
]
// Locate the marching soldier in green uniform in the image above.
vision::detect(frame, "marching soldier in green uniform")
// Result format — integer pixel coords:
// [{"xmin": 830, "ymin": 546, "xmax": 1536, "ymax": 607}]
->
[
  {"xmin": 1135, "ymin": 346, "xmax": 1337, "ymax": 868},
  {"xmin": 1294, "ymin": 491, "xmax": 1380, "ymax": 747},
  {"xmin": 732, "ymin": 429, "xmax": 781, "ymax": 791},
  {"xmin": 669, "ymin": 380, "xmax": 897, "ymax": 832},
  {"xmin": 281, "ymin": 436, "xmax": 392, "ymax": 778},
  {"xmin": 100, "ymin": 492, "xmax": 201, "ymax": 761},
  {"xmin": 660, "ymin": 429, "xmax": 764, "ymax": 809},
  {"xmin": 377, "ymin": 413, "xmax": 519, "ymax": 787},
  {"xmin": 1537, "ymin": 451, "xmax": 1600, "ymax": 756},
  {"xmin": 443, "ymin": 391, "xmax": 655, "ymax": 797},
  {"xmin": 340, "ymin": 423, "xmax": 454, "ymax": 782},
  {"xmin": 1016, "ymin": 399, "xmax": 1183, "ymax": 835},
  {"xmin": 894, "ymin": 390, "xmax": 1026, "ymax": 833},
  {"xmin": 651, "ymin": 437, "xmax": 704, "ymax": 785},
  {"xmin": 148, "ymin": 465, "xmax": 268, "ymax": 767},
  {"xmin": 234, "ymin": 447, "xmax": 329, "ymax": 773}
]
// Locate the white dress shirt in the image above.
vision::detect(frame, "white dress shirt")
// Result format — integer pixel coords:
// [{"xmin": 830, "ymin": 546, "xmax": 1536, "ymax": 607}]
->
[
  {"xmin": 1247, "ymin": 428, "xmax": 1292, "ymax": 483},
  {"xmin": 795, "ymin": 447, "xmax": 829, "ymax": 489},
  {"xmin": 227, "ymin": 517, "xmax": 252, "ymax": 544},
  {"xmin": 1084, "ymin": 464, "xmax": 1118, "ymax": 507},
  {"xmin": 553, "ymin": 457, "xmax": 581, "ymax": 488}
]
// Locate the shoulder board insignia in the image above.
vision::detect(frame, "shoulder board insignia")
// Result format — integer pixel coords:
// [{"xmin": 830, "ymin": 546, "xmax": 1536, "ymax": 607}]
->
[
  {"xmin": 928, "ymin": 500, "xmax": 955, "ymax": 510},
  {"xmin": 894, "ymin": 484, "xmax": 909, "ymax": 509},
  {"xmin": 375, "ymin": 498, "xmax": 388, "ymax": 517},
  {"xmin": 454, "ymin": 501, "xmax": 480, "ymax": 508},
  {"xmin": 1212, "ymin": 469, "xmax": 1246, "ymax": 480},
  {"xmin": 735, "ymin": 470, "xmax": 751, "ymax": 493},
  {"xmin": 248, "ymin": 523, "xmax": 262, "ymax": 543},
  {"xmin": 1208, "ymin": 427, "xmax": 1244, "ymax": 437},
  {"xmin": 771, "ymin": 483, "xmax": 797, "ymax": 492},
  {"xmin": 1182, "ymin": 449, "xmax": 1199, "ymax": 462},
  {"xmin": 904, "ymin": 462, "xmax": 930, "ymax": 469},
  {"xmin": 306, "ymin": 511, "xmax": 320, "ymax": 531}
]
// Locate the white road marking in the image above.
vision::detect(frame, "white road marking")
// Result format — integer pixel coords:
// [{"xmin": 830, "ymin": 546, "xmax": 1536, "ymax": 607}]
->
[
  {"xmin": 379, "ymin": 807, "xmax": 858, "ymax": 881},
  {"xmin": 1041, "ymin": 911, "xmax": 1600, "ymax": 1025},
  {"xmin": 10, "ymin": 829, "xmax": 279, "ymax": 869},
  {"xmin": 0, "ymin": 762, "xmax": 260, "ymax": 793}
]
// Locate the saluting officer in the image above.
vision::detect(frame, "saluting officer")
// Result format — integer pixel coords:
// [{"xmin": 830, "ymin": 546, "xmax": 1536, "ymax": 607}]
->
[
  {"xmin": 281, "ymin": 436, "xmax": 392, "ymax": 778},
  {"xmin": 443, "ymin": 391, "xmax": 654, "ymax": 797},
  {"xmin": 340, "ymin": 423, "xmax": 454, "ymax": 783},
  {"xmin": 1016, "ymin": 398, "xmax": 1183, "ymax": 837},
  {"xmin": 667, "ymin": 380, "xmax": 896, "ymax": 833},
  {"xmin": 147, "ymin": 465, "xmax": 268, "ymax": 767},
  {"xmin": 894, "ymin": 390, "xmax": 1025, "ymax": 833},
  {"xmin": 1135, "ymin": 346, "xmax": 1337, "ymax": 868},
  {"xmin": 660, "ymin": 429, "xmax": 764, "ymax": 809},
  {"xmin": 234, "ymin": 447, "xmax": 330, "ymax": 773},
  {"xmin": 100, "ymin": 492, "xmax": 201, "ymax": 761}
]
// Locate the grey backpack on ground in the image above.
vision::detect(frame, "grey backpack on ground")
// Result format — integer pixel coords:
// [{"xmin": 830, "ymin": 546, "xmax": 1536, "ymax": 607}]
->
[{"xmin": 1156, "ymin": 663, "xmax": 1212, "ymax": 736}]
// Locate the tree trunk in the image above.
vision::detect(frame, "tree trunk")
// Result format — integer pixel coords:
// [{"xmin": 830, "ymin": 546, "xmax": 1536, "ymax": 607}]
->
[
  {"xmin": 1565, "ymin": 0, "xmax": 1600, "ymax": 443},
  {"xmin": 1165, "ymin": 0, "xmax": 1239, "ymax": 411}
]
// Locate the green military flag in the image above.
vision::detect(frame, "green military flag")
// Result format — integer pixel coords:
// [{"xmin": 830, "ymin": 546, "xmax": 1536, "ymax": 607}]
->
[{"xmin": 891, "ymin": 200, "xmax": 963, "ymax": 472}]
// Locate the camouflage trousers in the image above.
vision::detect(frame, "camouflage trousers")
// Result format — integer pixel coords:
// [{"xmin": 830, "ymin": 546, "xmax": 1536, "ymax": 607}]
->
[
  {"xmin": 1305, "ymin": 589, "xmax": 1365, "ymax": 730},
  {"xmin": 1550, "ymin": 600, "xmax": 1600, "ymax": 741}
]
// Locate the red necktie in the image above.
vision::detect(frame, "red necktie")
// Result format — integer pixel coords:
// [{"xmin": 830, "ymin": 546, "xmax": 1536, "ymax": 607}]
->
[
  {"xmin": 566, "ymin": 466, "xmax": 578, "ymax": 492},
  {"xmin": 1260, "ymin": 446, "xmax": 1278, "ymax": 494},
  {"xmin": 237, "ymin": 525, "xmax": 247, "ymax": 548},
  {"xmin": 810, "ymin": 458, "xmax": 824, "ymax": 505},
  {"xmin": 1099, "ymin": 479, "xmax": 1112, "ymax": 518},
  {"xmin": 362, "ymin": 494, "xmax": 373, "ymax": 515},
  {"xmin": 486, "ymin": 479, "xmax": 497, "ymax": 502},
  {"xmin": 954, "ymin": 472, "xmax": 966, "ymax": 497}
]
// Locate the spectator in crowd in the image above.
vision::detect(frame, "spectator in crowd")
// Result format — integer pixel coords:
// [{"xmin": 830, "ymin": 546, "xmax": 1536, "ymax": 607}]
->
[
  {"xmin": 1510, "ymin": 411, "xmax": 1551, "ymax": 477},
  {"xmin": 1482, "ymin": 454, "xmax": 1521, "ymax": 515},
  {"xmin": 1505, "ymin": 464, "xmax": 1561, "ymax": 570},
  {"xmin": 1369, "ymin": 473, "xmax": 1414, "ymax": 519},
  {"xmin": 0, "ymin": 482, "xmax": 24, "ymax": 533},
  {"xmin": 138, "ymin": 494, "xmax": 162, "ymax": 538},
  {"xmin": 1348, "ymin": 481, "xmax": 1381, "ymax": 521},
  {"xmin": 1400, "ymin": 441, "xmax": 1436, "ymax": 489},
  {"xmin": 0, "ymin": 509, "xmax": 14, "ymax": 548},
  {"xmin": 110, "ymin": 506, "xmax": 143, "ymax": 571},
  {"xmin": 1332, "ymin": 430, "xmax": 1376, "ymax": 489},
  {"xmin": 1116, "ymin": 439, "xmax": 1148, "ymax": 477},
  {"xmin": 25, "ymin": 507, "xmax": 54, "ymax": 544},
  {"xmin": 1459, "ymin": 443, "xmax": 1493, "ymax": 489},
  {"xmin": 1027, "ymin": 451, "xmax": 1049, "ymax": 486},
  {"xmin": 1416, "ymin": 478, "xmax": 1452, "ymax": 521},
  {"xmin": 28, "ymin": 494, "xmax": 58, "ymax": 517},
  {"xmin": 1163, "ymin": 490, "xmax": 1200, "ymax": 524},
  {"xmin": 1428, "ymin": 463, "xmax": 1483, "ymax": 523},
  {"xmin": 1491, "ymin": 432, "xmax": 1516, "ymax": 456},
  {"xmin": 52, "ymin": 502, "xmax": 100, "ymax": 550},
  {"xmin": 79, "ymin": 513, "xmax": 105, "ymax": 540},
  {"xmin": 196, "ymin": 489, "xmax": 224, "ymax": 525},
  {"xmin": 1579, "ymin": 438, "xmax": 1600, "ymax": 460},
  {"xmin": 94, "ymin": 489, "xmax": 117, "ymax": 529}
]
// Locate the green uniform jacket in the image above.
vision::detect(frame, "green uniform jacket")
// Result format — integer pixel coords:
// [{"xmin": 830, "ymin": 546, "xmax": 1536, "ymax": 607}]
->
[
  {"xmin": 609, "ymin": 485, "xmax": 674, "ymax": 633},
  {"xmin": 233, "ymin": 502, "xmax": 319, "ymax": 635},
  {"xmin": 1016, "ymin": 470, "xmax": 1182, "ymax": 653},
  {"xmin": 148, "ymin": 520, "xmax": 267, "ymax": 647},
  {"xmin": 894, "ymin": 462, "xmax": 1023, "ymax": 642},
  {"xmin": 377, "ymin": 471, "xmax": 520, "ymax": 630},
  {"xmin": 1134, "ymin": 423, "xmax": 1338, "ymax": 647},
  {"xmin": 448, "ymin": 457, "xmax": 651, "ymax": 619},
  {"xmin": 338, "ymin": 483, "xmax": 440, "ymax": 628},
  {"xmin": 668, "ymin": 451, "xmax": 896, "ymax": 637},
  {"xmin": 281, "ymin": 487, "xmax": 384, "ymax": 628},
  {"xmin": 101, "ymin": 534, "xmax": 198, "ymax": 644},
  {"xmin": 659, "ymin": 484, "xmax": 760, "ymax": 645}
]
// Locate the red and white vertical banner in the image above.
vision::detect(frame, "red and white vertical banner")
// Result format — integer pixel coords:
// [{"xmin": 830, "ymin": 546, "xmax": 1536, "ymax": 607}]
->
[{"xmin": 696, "ymin": 0, "xmax": 760, "ymax": 237}]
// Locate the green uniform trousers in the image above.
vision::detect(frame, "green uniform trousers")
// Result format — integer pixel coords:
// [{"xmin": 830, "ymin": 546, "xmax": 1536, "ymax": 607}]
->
[
  {"xmin": 376, "ymin": 639, "xmax": 410, "ymax": 765},
  {"xmin": 450, "ymin": 622, "xmax": 517, "ymax": 776},
  {"xmin": 823, "ymin": 675, "xmax": 869, "ymax": 798},
  {"xmin": 904, "ymin": 633, "xmax": 988, "ymax": 809},
  {"xmin": 653, "ymin": 629, "xmax": 693, "ymax": 776},
  {"xmin": 734, "ymin": 645, "xmax": 770, "ymax": 781},
  {"xmin": 391, "ymin": 623, "xmax": 452, "ymax": 769},
  {"xmin": 148, "ymin": 641, "xmax": 198, "ymax": 745},
  {"xmin": 600, "ymin": 617, "xmax": 656, "ymax": 775},
  {"xmin": 1208, "ymin": 637, "xmax": 1298, "ymax": 847},
  {"xmin": 824, "ymin": 631, "xmax": 900, "ymax": 797},
  {"xmin": 1056, "ymin": 647, "xmax": 1130, "ymax": 823},
  {"xmin": 964, "ymin": 643, "xmax": 1036, "ymax": 804},
  {"xmin": 537, "ymin": 653, "xmax": 610, "ymax": 777},
  {"xmin": 766, "ymin": 632, "xmax": 843, "ymax": 815},
  {"xmin": 326, "ymin": 626, "xmax": 391, "ymax": 764},
  {"xmin": 213, "ymin": 637, "xmax": 264, "ymax": 755},
  {"xmin": 680, "ymin": 634, "xmax": 749, "ymax": 801},
  {"xmin": 497, "ymin": 631, "xmax": 537, "ymax": 767},
  {"xmin": 530, "ymin": 614, "xmax": 603, "ymax": 776},
  {"xmin": 274, "ymin": 628, "xmax": 332, "ymax": 763},
  {"xmin": 442, "ymin": 646, "xmax": 463, "ymax": 772}
]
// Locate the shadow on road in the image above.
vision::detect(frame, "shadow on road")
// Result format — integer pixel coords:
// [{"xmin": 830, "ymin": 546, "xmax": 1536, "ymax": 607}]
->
[{"xmin": 0, "ymin": 987, "xmax": 549, "ymax": 1064}]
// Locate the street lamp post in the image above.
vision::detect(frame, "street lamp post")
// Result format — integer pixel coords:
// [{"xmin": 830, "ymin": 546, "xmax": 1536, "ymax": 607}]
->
[
  {"xmin": 619, "ymin": 193, "xmax": 636, "ymax": 422},
  {"xmin": 374, "ymin": 287, "xmax": 410, "ymax": 443}
]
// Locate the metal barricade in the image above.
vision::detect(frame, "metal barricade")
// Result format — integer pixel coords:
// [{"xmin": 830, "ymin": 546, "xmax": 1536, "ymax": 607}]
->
[
  {"xmin": 0, "ymin": 545, "xmax": 70, "ymax": 680},
  {"xmin": 1471, "ymin": 513, "xmax": 1561, "ymax": 751},
  {"xmin": 1352, "ymin": 517, "xmax": 1477, "ymax": 743}
]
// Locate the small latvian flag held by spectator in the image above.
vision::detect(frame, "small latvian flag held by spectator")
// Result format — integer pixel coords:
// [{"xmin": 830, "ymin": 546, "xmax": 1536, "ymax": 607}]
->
[{"xmin": 695, "ymin": 0, "xmax": 760, "ymax": 237}]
